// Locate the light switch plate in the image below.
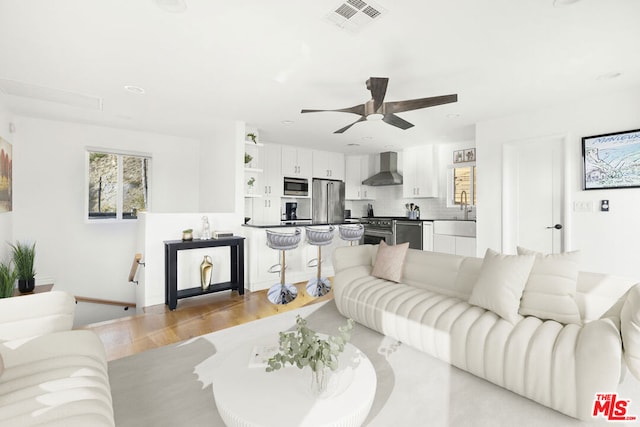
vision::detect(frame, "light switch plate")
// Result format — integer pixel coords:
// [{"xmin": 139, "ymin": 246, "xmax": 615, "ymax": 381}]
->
[{"xmin": 574, "ymin": 201, "xmax": 593, "ymax": 212}]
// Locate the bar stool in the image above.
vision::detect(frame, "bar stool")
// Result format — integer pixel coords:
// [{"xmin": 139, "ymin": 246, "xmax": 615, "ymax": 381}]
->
[
  {"xmin": 266, "ymin": 228, "xmax": 302, "ymax": 305},
  {"xmin": 338, "ymin": 224, "xmax": 364, "ymax": 246},
  {"xmin": 305, "ymin": 225, "xmax": 335, "ymax": 297}
]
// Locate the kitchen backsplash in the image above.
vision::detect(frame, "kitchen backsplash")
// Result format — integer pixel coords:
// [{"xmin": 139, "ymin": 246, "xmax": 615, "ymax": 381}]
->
[{"xmin": 346, "ymin": 185, "xmax": 476, "ymax": 220}]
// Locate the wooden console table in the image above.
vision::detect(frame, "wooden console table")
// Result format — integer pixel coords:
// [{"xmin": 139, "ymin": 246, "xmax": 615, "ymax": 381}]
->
[
  {"xmin": 164, "ymin": 237, "xmax": 245, "ymax": 310},
  {"xmin": 13, "ymin": 284, "xmax": 54, "ymax": 296}
]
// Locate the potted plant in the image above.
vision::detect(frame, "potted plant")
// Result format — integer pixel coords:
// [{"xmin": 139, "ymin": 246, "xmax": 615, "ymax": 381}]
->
[
  {"xmin": 0, "ymin": 261, "xmax": 17, "ymax": 298},
  {"xmin": 10, "ymin": 241, "xmax": 36, "ymax": 293},
  {"xmin": 244, "ymin": 153, "xmax": 253, "ymax": 166},
  {"xmin": 266, "ymin": 315, "xmax": 354, "ymax": 396},
  {"xmin": 246, "ymin": 133, "xmax": 258, "ymax": 144},
  {"xmin": 247, "ymin": 176, "xmax": 255, "ymax": 193},
  {"xmin": 182, "ymin": 229, "xmax": 193, "ymax": 241}
]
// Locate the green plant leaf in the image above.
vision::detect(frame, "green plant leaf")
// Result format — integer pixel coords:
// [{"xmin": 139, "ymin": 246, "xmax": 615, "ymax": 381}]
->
[{"xmin": 265, "ymin": 315, "xmax": 354, "ymax": 374}]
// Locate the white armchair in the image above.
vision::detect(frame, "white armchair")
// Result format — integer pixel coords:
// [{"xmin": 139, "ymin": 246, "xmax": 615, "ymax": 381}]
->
[{"xmin": 0, "ymin": 290, "xmax": 115, "ymax": 426}]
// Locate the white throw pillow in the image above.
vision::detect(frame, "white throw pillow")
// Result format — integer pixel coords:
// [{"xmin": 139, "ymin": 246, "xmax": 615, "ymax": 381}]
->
[
  {"xmin": 517, "ymin": 247, "xmax": 582, "ymax": 324},
  {"xmin": 468, "ymin": 248, "xmax": 536, "ymax": 324},
  {"xmin": 371, "ymin": 241, "xmax": 410, "ymax": 283}
]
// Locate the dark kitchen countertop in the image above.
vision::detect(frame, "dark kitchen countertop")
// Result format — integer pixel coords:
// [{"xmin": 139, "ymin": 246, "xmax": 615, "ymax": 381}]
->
[
  {"xmin": 242, "ymin": 219, "xmax": 362, "ymax": 229},
  {"xmin": 358, "ymin": 217, "xmax": 476, "ymax": 222}
]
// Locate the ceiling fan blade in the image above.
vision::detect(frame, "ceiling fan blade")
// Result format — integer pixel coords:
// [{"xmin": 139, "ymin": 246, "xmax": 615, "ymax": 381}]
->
[
  {"xmin": 334, "ymin": 116, "xmax": 367, "ymax": 134},
  {"xmin": 382, "ymin": 113, "xmax": 414, "ymax": 130},
  {"xmin": 301, "ymin": 104, "xmax": 365, "ymax": 116},
  {"xmin": 385, "ymin": 94, "xmax": 458, "ymax": 114},
  {"xmin": 366, "ymin": 77, "xmax": 389, "ymax": 112}
]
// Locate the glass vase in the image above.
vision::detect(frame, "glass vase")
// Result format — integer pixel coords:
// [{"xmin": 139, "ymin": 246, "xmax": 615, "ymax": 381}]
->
[{"xmin": 309, "ymin": 366, "xmax": 332, "ymax": 398}]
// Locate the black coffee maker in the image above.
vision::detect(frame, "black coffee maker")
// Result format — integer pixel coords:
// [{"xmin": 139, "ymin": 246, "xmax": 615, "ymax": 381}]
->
[{"xmin": 285, "ymin": 202, "xmax": 297, "ymax": 220}]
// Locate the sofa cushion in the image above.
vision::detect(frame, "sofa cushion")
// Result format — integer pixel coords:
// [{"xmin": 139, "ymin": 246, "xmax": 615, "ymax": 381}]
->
[
  {"xmin": 452, "ymin": 257, "xmax": 484, "ymax": 300},
  {"xmin": 468, "ymin": 248, "xmax": 535, "ymax": 324},
  {"xmin": 517, "ymin": 247, "xmax": 581, "ymax": 324},
  {"xmin": 371, "ymin": 241, "xmax": 409, "ymax": 283}
]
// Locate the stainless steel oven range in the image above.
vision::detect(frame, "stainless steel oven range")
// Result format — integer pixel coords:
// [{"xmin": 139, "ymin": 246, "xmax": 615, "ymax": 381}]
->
[{"xmin": 362, "ymin": 218, "xmax": 395, "ymax": 246}]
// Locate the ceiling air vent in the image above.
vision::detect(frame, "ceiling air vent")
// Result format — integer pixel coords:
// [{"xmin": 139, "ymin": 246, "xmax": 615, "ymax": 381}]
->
[
  {"xmin": 0, "ymin": 78, "xmax": 103, "ymax": 111},
  {"xmin": 325, "ymin": 0, "xmax": 386, "ymax": 33}
]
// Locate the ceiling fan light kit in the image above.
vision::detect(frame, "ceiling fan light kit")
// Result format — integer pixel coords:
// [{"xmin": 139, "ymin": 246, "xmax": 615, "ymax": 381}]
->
[{"xmin": 301, "ymin": 77, "xmax": 458, "ymax": 133}]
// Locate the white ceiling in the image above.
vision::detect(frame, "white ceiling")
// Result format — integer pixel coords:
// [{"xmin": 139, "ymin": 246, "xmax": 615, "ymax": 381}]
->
[{"xmin": 0, "ymin": 0, "xmax": 638, "ymax": 154}]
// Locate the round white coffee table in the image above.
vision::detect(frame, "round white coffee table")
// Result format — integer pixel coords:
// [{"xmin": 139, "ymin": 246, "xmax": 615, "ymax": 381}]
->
[{"xmin": 211, "ymin": 337, "xmax": 377, "ymax": 427}]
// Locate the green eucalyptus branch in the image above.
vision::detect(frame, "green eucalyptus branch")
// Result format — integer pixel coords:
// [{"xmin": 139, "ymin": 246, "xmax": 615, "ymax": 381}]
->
[{"xmin": 266, "ymin": 315, "xmax": 354, "ymax": 373}]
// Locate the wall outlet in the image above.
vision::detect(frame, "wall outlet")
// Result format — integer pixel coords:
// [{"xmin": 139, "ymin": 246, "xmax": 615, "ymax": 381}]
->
[
  {"xmin": 601, "ymin": 200, "xmax": 609, "ymax": 212},
  {"xmin": 573, "ymin": 201, "xmax": 593, "ymax": 212}
]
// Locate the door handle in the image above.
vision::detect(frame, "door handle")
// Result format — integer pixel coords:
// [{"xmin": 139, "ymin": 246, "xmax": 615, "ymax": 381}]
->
[{"xmin": 546, "ymin": 224, "xmax": 563, "ymax": 230}]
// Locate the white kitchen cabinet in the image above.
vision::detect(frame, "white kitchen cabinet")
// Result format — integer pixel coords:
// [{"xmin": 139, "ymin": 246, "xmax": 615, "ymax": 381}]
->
[
  {"xmin": 313, "ymin": 150, "xmax": 345, "ymax": 180},
  {"xmin": 433, "ymin": 234, "xmax": 476, "ymax": 256},
  {"xmin": 252, "ymin": 197, "xmax": 281, "ymax": 225},
  {"xmin": 455, "ymin": 236, "xmax": 476, "ymax": 257},
  {"xmin": 422, "ymin": 221, "xmax": 434, "ymax": 251},
  {"xmin": 261, "ymin": 143, "xmax": 282, "ymax": 197},
  {"xmin": 282, "ymin": 146, "xmax": 312, "ymax": 177},
  {"xmin": 345, "ymin": 155, "xmax": 376, "ymax": 200},
  {"xmin": 403, "ymin": 145, "xmax": 438, "ymax": 198}
]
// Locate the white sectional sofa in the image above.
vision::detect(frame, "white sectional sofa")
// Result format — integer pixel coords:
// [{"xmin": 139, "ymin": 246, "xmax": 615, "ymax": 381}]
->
[
  {"xmin": 332, "ymin": 244, "xmax": 640, "ymax": 421},
  {"xmin": 0, "ymin": 291, "xmax": 115, "ymax": 426}
]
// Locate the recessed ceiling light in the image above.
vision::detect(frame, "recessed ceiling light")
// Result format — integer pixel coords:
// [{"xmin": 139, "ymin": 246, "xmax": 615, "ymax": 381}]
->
[
  {"xmin": 361, "ymin": 136, "xmax": 373, "ymax": 140},
  {"xmin": 282, "ymin": 120, "xmax": 294, "ymax": 125},
  {"xmin": 553, "ymin": 0, "xmax": 582, "ymax": 7},
  {"xmin": 597, "ymin": 72, "xmax": 622, "ymax": 81},
  {"xmin": 446, "ymin": 113, "xmax": 461, "ymax": 119},
  {"xmin": 154, "ymin": 0, "xmax": 187, "ymax": 13},
  {"xmin": 347, "ymin": 143, "xmax": 360, "ymax": 147},
  {"xmin": 124, "ymin": 85, "xmax": 145, "ymax": 94}
]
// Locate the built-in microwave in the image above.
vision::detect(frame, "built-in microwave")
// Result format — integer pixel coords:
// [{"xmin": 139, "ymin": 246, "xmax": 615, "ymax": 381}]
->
[{"xmin": 283, "ymin": 177, "xmax": 309, "ymax": 196}]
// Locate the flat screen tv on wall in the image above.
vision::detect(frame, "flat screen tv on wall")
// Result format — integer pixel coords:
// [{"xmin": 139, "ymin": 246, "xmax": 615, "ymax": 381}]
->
[{"xmin": 582, "ymin": 128, "xmax": 640, "ymax": 190}]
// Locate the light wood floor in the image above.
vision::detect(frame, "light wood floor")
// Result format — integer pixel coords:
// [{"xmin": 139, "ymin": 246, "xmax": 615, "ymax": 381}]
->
[{"xmin": 80, "ymin": 282, "xmax": 333, "ymax": 362}]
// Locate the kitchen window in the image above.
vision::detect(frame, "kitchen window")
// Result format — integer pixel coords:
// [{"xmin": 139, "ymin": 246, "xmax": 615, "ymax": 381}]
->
[
  {"xmin": 87, "ymin": 149, "xmax": 150, "ymax": 220},
  {"xmin": 448, "ymin": 165, "xmax": 476, "ymax": 207}
]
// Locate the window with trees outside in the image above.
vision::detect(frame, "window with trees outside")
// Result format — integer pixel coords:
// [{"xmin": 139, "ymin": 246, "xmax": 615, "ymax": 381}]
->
[
  {"xmin": 451, "ymin": 165, "xmax": 476, "ymax": 207},
  {"xmin": 87, "ymin": 150, "xmax": 150, "ymax": 220}
]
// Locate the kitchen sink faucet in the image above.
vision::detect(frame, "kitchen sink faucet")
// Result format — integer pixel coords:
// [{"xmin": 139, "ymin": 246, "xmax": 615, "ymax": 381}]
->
[{"xmin": 460, "ymin": 190, "xmax": 471, "ymax": 221}]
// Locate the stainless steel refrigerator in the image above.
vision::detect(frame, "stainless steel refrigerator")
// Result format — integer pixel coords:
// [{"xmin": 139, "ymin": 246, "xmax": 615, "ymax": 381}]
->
[{"xmin": 312, "ymin": 179, "xmax": 345, "ymax": 224}]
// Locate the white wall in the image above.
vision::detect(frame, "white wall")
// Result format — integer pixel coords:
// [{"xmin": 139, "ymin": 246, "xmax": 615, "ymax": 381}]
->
[
  {"xmin": 11, "ymin": 117, "xmax": 202, "ymax": 305},
  {"xmin": 476, "ymin": 88, "xmax": 640, "ymax": 279},
  {"xmin": 0, "ymin": 97, "xmax": 14, "ymax": 260},
  {"xmin": 199, "ymin": 120, "xmax": 245, "ymax": 214}
]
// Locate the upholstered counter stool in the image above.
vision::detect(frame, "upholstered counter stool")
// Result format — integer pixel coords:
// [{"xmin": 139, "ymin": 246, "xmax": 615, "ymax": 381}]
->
[
  {"xmin": 305, "ymin": 225, "xmax": 335, "ymax": 297},
  {"xmin": 266, "ymin": 228, "xmax": 302, "ymax": 305},
  {"xmin": 338, "ymin": 224, "xmax": 364, "ymax": 246}
]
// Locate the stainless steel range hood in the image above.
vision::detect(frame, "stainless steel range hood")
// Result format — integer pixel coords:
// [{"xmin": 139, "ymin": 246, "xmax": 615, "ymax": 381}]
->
[{"xmin": 362, "ymin": 151, "xmax": 403, "ymax": 186}]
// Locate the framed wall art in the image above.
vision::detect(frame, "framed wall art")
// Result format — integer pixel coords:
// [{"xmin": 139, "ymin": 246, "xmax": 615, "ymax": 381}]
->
[
  {"xmin": 453, "ymin": 150, "xmax": 464, "ymax": 163},
  {"xmin": 454, "ymin": 148, "xmax": 475, "ymax": 164},
  {"xmin": 582, "ymin": 128, "xmax": 640, "ymax": 190},
  {"xmin": 0, "ymin": 137, "xmax": 12, "ymax": 213}
]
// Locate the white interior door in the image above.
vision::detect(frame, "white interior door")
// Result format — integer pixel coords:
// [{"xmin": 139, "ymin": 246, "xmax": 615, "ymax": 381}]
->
[{"xmin": 502, "ymin": 136, "xmax": 565, "ymax": 254}]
